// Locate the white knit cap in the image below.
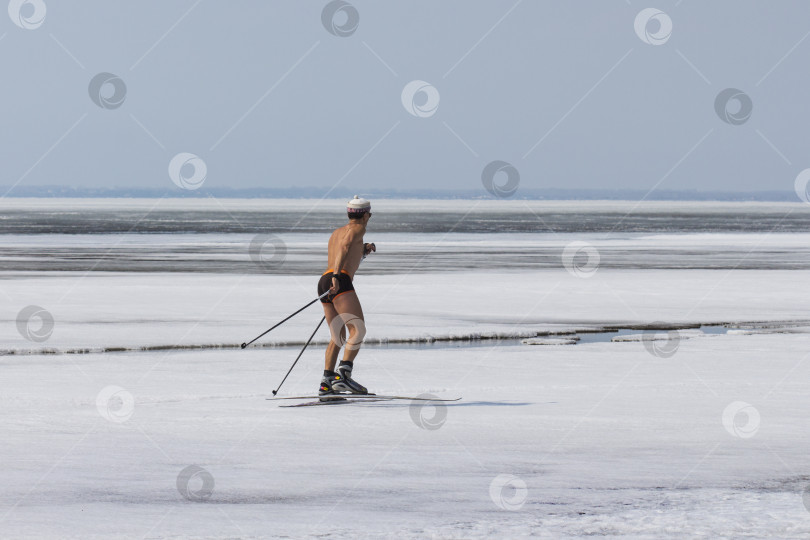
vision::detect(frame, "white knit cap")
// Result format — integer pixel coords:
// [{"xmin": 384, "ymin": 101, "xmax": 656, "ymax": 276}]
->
[{"xmin": 347, "ymin": 195, "xmax": 371, "ymax": 214}]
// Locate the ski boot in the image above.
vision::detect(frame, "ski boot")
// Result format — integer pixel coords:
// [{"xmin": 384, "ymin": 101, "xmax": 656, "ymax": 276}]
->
[
  {"xmin": 318, "ymin": 371, "xmax": 346, "ymax": 402},
  {"xmin": 332, "ymin": 361, "xmax": 368, "ymax": 395}
]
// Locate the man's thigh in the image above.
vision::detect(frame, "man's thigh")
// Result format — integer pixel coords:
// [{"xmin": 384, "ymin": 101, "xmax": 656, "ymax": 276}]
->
[
  {"xmin": 333, "ymin": 291, "xmax": 364, "ymax": 321},
  {"xmin": 322, "ymin": 300, "xmax": 339, "ymax": 326}
]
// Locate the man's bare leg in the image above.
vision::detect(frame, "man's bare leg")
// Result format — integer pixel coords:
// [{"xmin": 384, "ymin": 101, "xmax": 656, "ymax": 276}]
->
[
  {"xmin": 322, "ymin": 302, "xmax": 341, "ymax": 372},
  {"xmin": 333, "ymin": 291, "xmax": 365, "ymax": 363},
  {"xmin": 331, "ymin": 291, "xmax": 368, "ymax": 393},
  {"xmin": 319, "ymin": 301, "xmax": 352, "ymax": 399}
]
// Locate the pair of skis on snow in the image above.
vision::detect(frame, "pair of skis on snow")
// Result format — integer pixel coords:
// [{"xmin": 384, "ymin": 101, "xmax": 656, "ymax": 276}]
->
[{"xmin": 268, "ymin": 394, "xmax": 462, "ymax": 408}]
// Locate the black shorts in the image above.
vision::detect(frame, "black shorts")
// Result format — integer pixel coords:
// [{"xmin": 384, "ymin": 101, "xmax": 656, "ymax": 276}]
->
[{"xmin": 318, "ymin": 271, "xmax": 355, "ymax": 304}]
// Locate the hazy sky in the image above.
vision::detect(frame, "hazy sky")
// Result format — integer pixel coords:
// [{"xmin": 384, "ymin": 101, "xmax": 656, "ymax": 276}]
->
[{"xmin": 1, "ymin": 1, "xmax": 808, "ymax": 196}]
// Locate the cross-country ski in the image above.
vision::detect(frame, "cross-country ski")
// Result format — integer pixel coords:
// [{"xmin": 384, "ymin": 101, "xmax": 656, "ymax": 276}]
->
[
  {"xmin": 268, "ymin": 394, "xmax": 463, "ymax": 402},
  {"xmin": 279, "ymin": 397, "xmax": 395, "ymax": 407}
]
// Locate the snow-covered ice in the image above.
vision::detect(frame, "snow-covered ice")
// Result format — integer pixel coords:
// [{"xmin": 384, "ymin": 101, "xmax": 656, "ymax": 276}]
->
[
  {"xmin": 2, "ymin": 331, "xmax": 810, "ymax": 538},
  {"xmin": 1, "ymin": 269, "xmax": 809, "ymax": 353}
]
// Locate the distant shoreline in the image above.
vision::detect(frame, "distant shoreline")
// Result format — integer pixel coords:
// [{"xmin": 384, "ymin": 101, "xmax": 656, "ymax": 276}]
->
[{"xmin": 0, "ymin": 186, "xmax": 800, "ymax": 202}]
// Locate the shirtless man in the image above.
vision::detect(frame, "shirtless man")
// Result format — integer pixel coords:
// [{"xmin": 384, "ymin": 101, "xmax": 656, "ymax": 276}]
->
[{"xmin": 316, "ymin": 195, "xmax": 376, "ymax": 399}]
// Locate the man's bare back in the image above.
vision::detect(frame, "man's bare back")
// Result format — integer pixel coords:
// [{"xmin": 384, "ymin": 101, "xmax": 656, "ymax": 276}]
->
[{"xmin": 326, "ymin": 222, "xmax": 366, "ymax": 280}]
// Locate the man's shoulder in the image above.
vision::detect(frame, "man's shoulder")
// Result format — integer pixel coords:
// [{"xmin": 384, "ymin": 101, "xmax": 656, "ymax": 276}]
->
[
  {"xmin": 344, "ymin": 223, "xmax": 365, "ymax": 236},
  {"xmin": 330, "ymin": 223, "xmax": 363, "ymax": 240}
]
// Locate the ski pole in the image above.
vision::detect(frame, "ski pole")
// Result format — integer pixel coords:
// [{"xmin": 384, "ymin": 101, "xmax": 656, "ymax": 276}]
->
[
  {"xmin": 241, "ymin": 291, "xmax": 330, "ymax": 349},
  {"xmin": 271, "ymin": 315, "xmax": 326, "ymax": 396}
]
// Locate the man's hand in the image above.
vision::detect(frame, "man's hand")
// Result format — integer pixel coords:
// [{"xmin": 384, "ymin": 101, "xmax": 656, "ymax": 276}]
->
[
  {"xmin": 363, "ymin": 242, "xmax": 376, "ymax": 257},
  {"xmin": 330, "ymin": 276, "xmax": 340, "ymax": 296}
]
